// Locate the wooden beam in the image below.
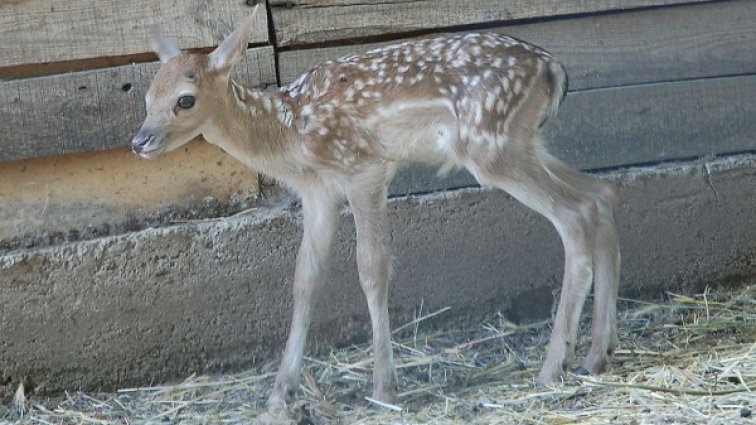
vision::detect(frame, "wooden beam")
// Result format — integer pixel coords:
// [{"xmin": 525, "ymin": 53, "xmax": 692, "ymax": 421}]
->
[
  {"xmin": 549, "ymin": 76, "xmax": 756, "ymax": 169},
  {"xmin": 390, "ymin": 75, "xmax": 756, "ymax": 195},
  {"xmin": 270, "ymin": 0, "xmax": 400, "ymax": 6},
  {"xmin": 0, "ymin": 0, "xmax": 268, "ymax": 69},
  {"xmin": 0, "ymin": 47, "xmax": 277, "ymax": 163},
  {"xmin": 279, "ymin": 0, "xmax": 756, "ymax": 90},
  {"xmin": 270, "ymin": 0, "xmax": 713, "ymax": 47}
]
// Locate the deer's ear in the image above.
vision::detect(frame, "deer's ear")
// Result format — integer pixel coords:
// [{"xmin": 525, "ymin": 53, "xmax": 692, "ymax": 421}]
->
[
  {"xmin": 208, "ymin": 5, "xmax": 260, "ymax": 72},
  {"xmin": 152, "ymin": 36, "xmax": 181, "ymax": 63}
]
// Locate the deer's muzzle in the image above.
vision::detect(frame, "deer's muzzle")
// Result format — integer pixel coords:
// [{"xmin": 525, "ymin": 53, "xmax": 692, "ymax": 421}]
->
[{"xmin": 131, "ymin": 130, "xmax": 164, "ymax": 158}]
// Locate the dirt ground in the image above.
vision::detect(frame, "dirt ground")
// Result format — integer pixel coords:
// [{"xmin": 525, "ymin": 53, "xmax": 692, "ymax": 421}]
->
[{"xmin": 1, "ymin": 284, "xmax": 754, "ymax": 425}]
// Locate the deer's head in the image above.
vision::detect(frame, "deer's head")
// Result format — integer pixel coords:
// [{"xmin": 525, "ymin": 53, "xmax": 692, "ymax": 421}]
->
[{"xmin": 131, "ymin": 7, "xmax": 258, "ymax": 158}]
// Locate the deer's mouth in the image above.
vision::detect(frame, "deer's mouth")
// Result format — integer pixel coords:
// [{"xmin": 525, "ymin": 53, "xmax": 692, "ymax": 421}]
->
[
  {"xmin": 136, "ymin": 146, "xmax": 166, "ymax": 160},
  {"xmin": 131, "ymin": 131, "xmax": 167, "ymax": 159}
]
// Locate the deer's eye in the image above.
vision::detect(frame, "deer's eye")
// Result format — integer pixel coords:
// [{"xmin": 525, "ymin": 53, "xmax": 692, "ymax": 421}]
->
[{"xmin": 177, "ymin": 95, "xmax": 195, "ymax": 109}]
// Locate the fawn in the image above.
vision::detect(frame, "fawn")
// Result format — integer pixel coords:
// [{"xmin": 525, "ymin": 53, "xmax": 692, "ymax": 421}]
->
[{"xmin": 132, "ymin": 5, "xmax": 620, "ymax": 406}]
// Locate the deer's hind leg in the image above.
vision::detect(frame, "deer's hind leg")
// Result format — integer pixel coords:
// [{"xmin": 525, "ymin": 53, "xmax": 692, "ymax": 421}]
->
[
  {"xmin": 465, "ymin": 141, "xmax": 601, "ymax": 384},
  {"xmin": 539, "ymin": 153, "xmax": 620, "ymax": 375},
  {"xmin": 346, "ymin": 168, "xmax": 398, "ymax": 403}
]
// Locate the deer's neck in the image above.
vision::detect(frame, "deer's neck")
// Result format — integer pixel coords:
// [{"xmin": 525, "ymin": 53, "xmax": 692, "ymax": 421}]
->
[{"xmin": 201, "ymin": 81, "xmax": 303, "ymax": 178}]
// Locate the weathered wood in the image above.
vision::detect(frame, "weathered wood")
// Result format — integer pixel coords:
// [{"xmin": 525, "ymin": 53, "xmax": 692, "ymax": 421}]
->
[
  {"xmin": 271, "ymin": 0, "xmax": 713, "ymax": 47},
  {"xmin": 270, "ymin": 0, "xmax": 401, "ymax": 7},
  {"xmin": 0, "ymin": 0, "xmax": 268, "ymax": 69},
  {"xmin": 0, "ymin": 47, "xmax": 277, "ymax": 162},
  {"xmin": 547, "ymin": 76, "xmax": 756, "ymax": 167},
  {"xmin": 390, "ymin": 75, "xmax": 756, "ymax": 195},
  {"xmin": 279, "ymin": 0, "xmax": 756, "ymax": 90}
]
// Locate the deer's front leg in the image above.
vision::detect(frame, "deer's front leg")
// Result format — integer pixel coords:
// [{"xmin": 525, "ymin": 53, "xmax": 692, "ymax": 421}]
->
[
  {"xmin": 267, "ymin": 193, "xmax": 340, "ymax": 407},
  {"xmin": 348, "ymin": 185, "xmax": 398, "ymax": 403}
]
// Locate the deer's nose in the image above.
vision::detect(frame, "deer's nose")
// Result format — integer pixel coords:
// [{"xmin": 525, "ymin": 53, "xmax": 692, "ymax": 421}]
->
[{"xmin": 131, "ymin": 132, "xmax": 157, "ymax": 154}]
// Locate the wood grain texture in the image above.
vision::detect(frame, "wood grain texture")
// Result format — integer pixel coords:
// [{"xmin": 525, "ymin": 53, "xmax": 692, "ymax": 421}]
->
[
  {"xmin": 391, "ymin": 75, "xmax": 756, "ymax": 195},
  {"xmin": 0, "ymin": 0, "xmax": 268, "ymax": 69},
  {"xmin": 279, "ymin": 0, "xmax": 756, "ymax": 90},
  {"xmin": 549, "ymin": 76, "xmax": 756, "ymax": 168},
  {"xmin": 0, "ymin": 47, "xmax": 276, "ymax": 162},
  {"xmin": 270, "ymin": 0, "xmax": 401, "ymax": 7},
  {"xmin": 270, "ymin": 0, "xmax": 713, "ymax": 46}
]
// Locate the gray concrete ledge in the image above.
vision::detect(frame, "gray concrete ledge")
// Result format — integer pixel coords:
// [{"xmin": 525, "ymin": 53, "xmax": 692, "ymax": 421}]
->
[{"xmin": 1, "ymin": 155, "xmax": 754, "ymax": 393}]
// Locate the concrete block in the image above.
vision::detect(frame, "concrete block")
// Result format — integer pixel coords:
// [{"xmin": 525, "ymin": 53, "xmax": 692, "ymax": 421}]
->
[{"xmin": 0, "ymin": 155, "xmax": 753, "ymax": 393}]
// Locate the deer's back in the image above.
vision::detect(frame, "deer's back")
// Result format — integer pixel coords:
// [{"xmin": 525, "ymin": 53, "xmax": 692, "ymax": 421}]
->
[{"xmin": 283, "ymin": 33, "xmax": 566, "ymax": 173}]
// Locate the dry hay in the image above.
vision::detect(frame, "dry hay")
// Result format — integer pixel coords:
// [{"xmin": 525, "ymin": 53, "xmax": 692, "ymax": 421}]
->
[{"xmin": 2, "ymin": 284, "xmax": 754, "ymax": 425}]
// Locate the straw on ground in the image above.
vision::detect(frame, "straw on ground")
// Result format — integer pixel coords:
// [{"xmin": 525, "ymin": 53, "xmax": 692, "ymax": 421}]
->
[{"xmin": 2, "ymin": 284, "xmax": 754, "ymax": 425}]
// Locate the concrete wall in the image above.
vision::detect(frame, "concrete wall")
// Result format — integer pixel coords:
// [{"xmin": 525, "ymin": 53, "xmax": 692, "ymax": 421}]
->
[{"xmin": 1, "ymin": 155, "xmax": 753, "ymax": 393}]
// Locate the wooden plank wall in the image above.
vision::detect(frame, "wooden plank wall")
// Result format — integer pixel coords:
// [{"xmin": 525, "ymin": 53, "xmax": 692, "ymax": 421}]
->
[
  {"xmin": 0, "ymin": 1, "xmax": 268, "ymax": 68},
  {"xmin": 277, "ymin": 2, "xmax": 756, "ymax": 90},
  {"xmin": 2, "ymin": 0, "xmax": 755, "ymax": 192},
  {"xmin": 269, "ymin": 0, "xmax": 711, "ymax": 47}
]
